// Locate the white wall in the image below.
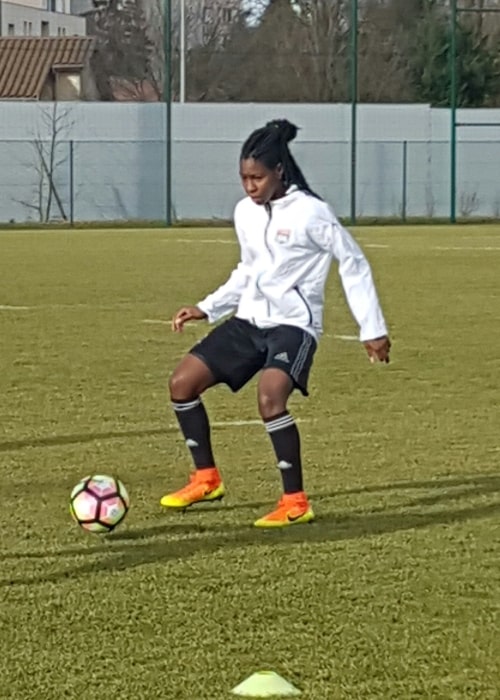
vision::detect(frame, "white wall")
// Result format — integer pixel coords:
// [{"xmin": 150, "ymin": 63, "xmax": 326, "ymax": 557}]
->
[
  {"xmin": 5, "ymin": 1, "xmax": 71, "ymax": 13},
  {"xmin": 0, "ymin": 102, "xmax": 499, "ymax": 223},
  {"xmin": 1, "ymin": 1, "xmax": 85, "ymax": 35},
  {"xmin": 5, "ymin": 0, "xmax": 46, "ymax": 9}
]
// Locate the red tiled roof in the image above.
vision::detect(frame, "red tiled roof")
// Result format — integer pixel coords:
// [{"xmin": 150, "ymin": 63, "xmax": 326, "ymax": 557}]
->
[{"xmin": 0, "ymin": 36, "xmax": 94, "ymax": 99}]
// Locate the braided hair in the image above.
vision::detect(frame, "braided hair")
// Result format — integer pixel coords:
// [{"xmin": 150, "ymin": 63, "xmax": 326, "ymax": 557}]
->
[{"xmin": 240, "ymin": 119, "xmax": 322, "ymax": 200}]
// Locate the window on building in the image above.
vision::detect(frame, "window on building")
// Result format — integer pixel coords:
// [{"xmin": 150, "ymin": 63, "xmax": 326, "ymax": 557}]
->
[
  {"xmin": 7, "ymin": 24, "xmax": 15, "ymax": 36},
  {"xmin": 41, "ymin": 21, "xmax": 50, "ymax": 36},
  {"xmin": 23, "ymin": 21, "xmax": 28, "ymax": 35},
  {"xmin": 57, "ymin": 26, "xmax": 67, "ymax": 36}
]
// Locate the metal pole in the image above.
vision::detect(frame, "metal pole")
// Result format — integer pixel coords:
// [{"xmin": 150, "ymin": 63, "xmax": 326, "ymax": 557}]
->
[
  {"xmin": 449, "ymin": 4, "xmax": 500, "ymax": 223},
  {"xmin": 164, "ymin": 0, "xmax": 172, "ymax": 226},
  {"xmin": 180, "ymin": 0, "xmax": 186, "ymax": 103},
  {"xmin": 350, "ymin": 0, "xmax": 358, "ymax": 225},
  {"xmin": 69, "ymin": 140, "xmax": 74, "ymax": 227},
  {"xmin": 402, "ymin": 140, "xmax": 408, "ymax": 223},
  {"xmin": 450, "ymin": 0, "xmax": 457, "ymax": 223}
]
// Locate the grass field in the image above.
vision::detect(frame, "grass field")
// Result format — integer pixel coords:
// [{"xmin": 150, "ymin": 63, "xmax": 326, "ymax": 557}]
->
[{"xmin": 1, "ymin": 225, "xmax": 499, "ymax": 700}]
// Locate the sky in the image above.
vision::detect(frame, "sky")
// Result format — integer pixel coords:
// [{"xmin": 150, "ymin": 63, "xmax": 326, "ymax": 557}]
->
[{"xmin": 241, "ymin": 0, "xmax": 270, "ymax": 24}]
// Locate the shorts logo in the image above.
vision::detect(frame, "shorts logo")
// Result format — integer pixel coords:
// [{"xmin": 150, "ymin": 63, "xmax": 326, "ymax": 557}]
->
[
  {"xmin": 276, "ymin": 229, "xmax": 291, "ymax": 244},
  {"xmin": 274, "ymin": 351, "xmax": 290, "ymax": 363}
]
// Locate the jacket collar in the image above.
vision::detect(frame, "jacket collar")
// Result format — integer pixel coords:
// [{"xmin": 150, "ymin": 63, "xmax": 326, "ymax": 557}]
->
[{"xmin": 267, "ymin": 185, "xmax": 301, "ymax": 209}]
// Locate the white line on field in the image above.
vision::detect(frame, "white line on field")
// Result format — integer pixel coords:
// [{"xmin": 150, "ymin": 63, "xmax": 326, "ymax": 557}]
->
[
  {"xmin": 433, "ymin": 245, "xmax": 500, "ymax": 251},
  {"xmin": 3, "ymin": 302, "xmax": 139, "ymax": 311},
  {"xmin": 165, "ymin": 238, "xmax": 235, "ymax": 245},
  {"xmin": 142, "ymin": 319, "xmax": 201, "ymax": 329},
  {"xmin": 168, "ymin": 418, "xmax": 310, "ymax": 429},
  {"xmin": 326, "ymin": 334, "xmax": 359, "ymax": 341},
  {"xmin": 143, "ymin": 321, "xmax": 360, "ymax": 342},
  {"xmin": 169, "ymin": 238, "xmax": 391, "ymax": 249}
]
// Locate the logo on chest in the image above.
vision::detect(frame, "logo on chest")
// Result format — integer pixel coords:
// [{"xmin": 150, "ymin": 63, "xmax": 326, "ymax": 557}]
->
[{"xmin": 275, "ymin": 229, "xmax": 292, "ymax": 245}]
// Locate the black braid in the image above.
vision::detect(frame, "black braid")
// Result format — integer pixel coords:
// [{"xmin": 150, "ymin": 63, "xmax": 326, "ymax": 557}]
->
[{"xmin": 240, "ymin": 119, "xmax": 322, "ymax": 200}]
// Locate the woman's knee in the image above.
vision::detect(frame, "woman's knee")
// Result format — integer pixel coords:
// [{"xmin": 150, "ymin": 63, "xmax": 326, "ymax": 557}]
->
[
  {"xmin": 258, "ymin": 390, "xmax": 285, "ymax": 419},
  {"xmin": 258, "ymin": 373, "xmax": 291, "ymax": 419},
  {"xmin": 168, "ymin": 354, "xmax": 215, "ymax": 401},
  {"xmin": 169, "ymin": 368, "xmax": 195, "ymax": 401}
]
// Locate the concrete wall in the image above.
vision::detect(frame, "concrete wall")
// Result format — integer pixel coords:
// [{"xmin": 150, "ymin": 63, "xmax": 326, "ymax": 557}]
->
[{"xmin": 0, "ymin": 102, "xmax": 499, "ymax": 223}]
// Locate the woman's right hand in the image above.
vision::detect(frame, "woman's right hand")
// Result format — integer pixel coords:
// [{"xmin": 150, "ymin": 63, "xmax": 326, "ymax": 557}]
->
[{"xmin": 171, "ymin": 306, "xmax": 207, "ymax": 332}]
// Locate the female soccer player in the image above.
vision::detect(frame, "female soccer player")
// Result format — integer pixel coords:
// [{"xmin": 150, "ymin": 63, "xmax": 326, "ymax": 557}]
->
[{"xmin": 161, "ymin": 119, "xmax": 391, "ymax": 528}]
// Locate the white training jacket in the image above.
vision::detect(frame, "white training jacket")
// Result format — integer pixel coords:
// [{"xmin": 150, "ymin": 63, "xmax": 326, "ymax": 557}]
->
[{"xmin": 196, "ymin": 187, "xmax": 388, "ymax": 343}]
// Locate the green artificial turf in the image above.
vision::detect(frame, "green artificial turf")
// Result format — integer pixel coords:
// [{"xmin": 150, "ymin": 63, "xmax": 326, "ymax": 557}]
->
[{"xmin": 0, "ymin": 225, "xmax": 499, "ymax": 699}]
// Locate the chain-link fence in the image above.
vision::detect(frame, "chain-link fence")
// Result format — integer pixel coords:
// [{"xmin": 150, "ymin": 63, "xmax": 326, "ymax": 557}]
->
[
  {"xmin": 2, "ymin": 128, "xmax": 500, "ymax": 224},
  {"xmin": 1, "ymin": 0, "xmax": 500, "ymax": 225}
]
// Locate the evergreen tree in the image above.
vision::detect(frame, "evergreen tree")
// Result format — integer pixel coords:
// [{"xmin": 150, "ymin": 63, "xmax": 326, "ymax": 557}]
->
[{"xmin": 409, "ymin": 2, "xmax": 498, "ymax": 107}]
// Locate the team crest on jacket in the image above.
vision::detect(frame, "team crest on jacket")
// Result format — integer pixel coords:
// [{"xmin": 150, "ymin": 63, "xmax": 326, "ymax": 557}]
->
[{"xmin": 276, "ymin": 229, "xmax": 291, "ymax": 244}]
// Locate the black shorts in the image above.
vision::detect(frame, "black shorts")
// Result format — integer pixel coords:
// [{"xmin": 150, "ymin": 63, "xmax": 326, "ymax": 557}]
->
[{"xmin": 189, "ymin": 317, "xmax": 317, "ymax": 396}]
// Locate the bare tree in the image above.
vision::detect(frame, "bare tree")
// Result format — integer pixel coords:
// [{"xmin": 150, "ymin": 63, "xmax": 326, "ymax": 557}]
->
[
  {"xmin": 358, "ymin": 1, "xmax": 415, "ymax": 102},
  {"xmin": 459, "ymin": 190, "xmax": 480, "ymax": 217},
  {"xmin": 89, "ymin": 0, "xmax": 156, "ymax": 100},
  {"xmin": 294, "ymin": 0, "xmax": 350, "ymax": 102},
  {"xmin": 194, "ymin": 0, "xmax": 305, "ymax": 101},
  {"xmin": 202, "ymin": 0, "xmax": 350, "ymax": 102},
  {"xmin": 146, "ymin": 0, "xmax": 240, "ymax": 101},
  {"xmin": 16, "ymin": 105, "xmax": 73, "ymax": 223},
  {"xmin": 181, "ymin": 0, "xmax": 349, "ymax": 102}
]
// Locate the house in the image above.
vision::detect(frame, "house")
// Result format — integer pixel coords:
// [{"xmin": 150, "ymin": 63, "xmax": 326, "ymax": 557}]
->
[
  {"xmin": 0, "ymin": 0, "xmax": 87, "ymax": 37},
  {"xmin": 70, "ymin": 0, "xmax": 95, "ymax": 14},
  {"xmin": 0, "ymin": 36, "xmax": 97, "ymax": 99}
]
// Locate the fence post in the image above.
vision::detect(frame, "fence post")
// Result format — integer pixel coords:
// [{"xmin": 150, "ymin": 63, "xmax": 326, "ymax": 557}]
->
[
  {"xmin": 402, "ymin": 140, "xmax": 408, "ymax": 222},
  {"xmin": 164, "ymin": 0, "xmax": 173, "ymax": 226},
  {"xmin": 69, "ymin": 140, "xmax": 74, "ymax": 227},
  {"xmin": 450, "ymin": 0, "xmax": 458, "ymax": 223},
  {"xmin": 350, "ymin": 0, "xmax": 358, "ymax": 225}
]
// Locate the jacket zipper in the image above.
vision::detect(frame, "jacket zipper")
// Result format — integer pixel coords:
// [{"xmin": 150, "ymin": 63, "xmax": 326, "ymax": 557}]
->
[
  {"xmin": 264, "ymin": 203, "xmax": 274, "ymax": 261},
  {"xmin": 294, "ymin": 286, "xmax": 313, "ymax": 325},
  {"xmin": 259, "ymin": 204, "xmax": 273, "ymax": 316}
]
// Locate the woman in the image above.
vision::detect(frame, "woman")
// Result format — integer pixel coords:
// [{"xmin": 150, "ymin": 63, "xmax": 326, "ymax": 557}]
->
[{"xmin": 161, "ymin": 119, "xmax": 391, "ymax": 528}]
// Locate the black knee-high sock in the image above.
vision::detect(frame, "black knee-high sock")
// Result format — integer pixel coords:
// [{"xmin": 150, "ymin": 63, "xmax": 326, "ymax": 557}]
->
[
  {"xmin": 264, "ymin": 412, "xmax": 303, "ymax": 494},
  {"xmin": 171, "ymin": 398, "xmax": 215, "ymax": 470}
]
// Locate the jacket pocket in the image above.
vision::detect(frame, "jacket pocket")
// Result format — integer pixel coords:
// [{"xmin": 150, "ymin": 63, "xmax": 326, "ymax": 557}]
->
[{"xmin": 270, "ymin": 286, "xmax": 312, "ymax": 325}]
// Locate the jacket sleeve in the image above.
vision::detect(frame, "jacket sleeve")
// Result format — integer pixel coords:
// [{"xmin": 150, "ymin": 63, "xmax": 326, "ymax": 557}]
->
[
  {"xmin": 309, "ymin": 214, "xmax": 388, "ymax": 342},
  {"xmin": 196, "ymin": 257, "xmax": 250, "ymax": 323},
  {"xmin": 196, "ymin": 211, "xmax": 251, "ymax": 323}
]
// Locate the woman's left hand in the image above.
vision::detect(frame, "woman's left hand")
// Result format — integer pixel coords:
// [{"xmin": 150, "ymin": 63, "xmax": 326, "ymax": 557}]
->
[{"xmin": 363, "ymin": 336, "xmax": 391, "ymax": 364}]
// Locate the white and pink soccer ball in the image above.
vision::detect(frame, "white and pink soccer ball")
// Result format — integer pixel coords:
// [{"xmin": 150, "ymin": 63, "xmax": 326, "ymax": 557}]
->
[{"xmin": 70, "ymin": 474, "xmax": 130, "ymax": 533}]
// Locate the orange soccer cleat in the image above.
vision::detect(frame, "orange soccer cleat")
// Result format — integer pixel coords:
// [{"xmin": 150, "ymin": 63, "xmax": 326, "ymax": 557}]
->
[
  {"xmin": 160, "ymin": 467, "xmax": 225, "ymax": 509},
  {"xmin": 254, "ymin": 491, "xmax": 315, "ymax": 528}
]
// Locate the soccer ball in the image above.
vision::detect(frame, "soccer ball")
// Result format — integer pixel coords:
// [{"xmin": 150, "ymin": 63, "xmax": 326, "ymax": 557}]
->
[{"xmin": 70, "ymin": 474, "xmax": 130, "ymax": 533}]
